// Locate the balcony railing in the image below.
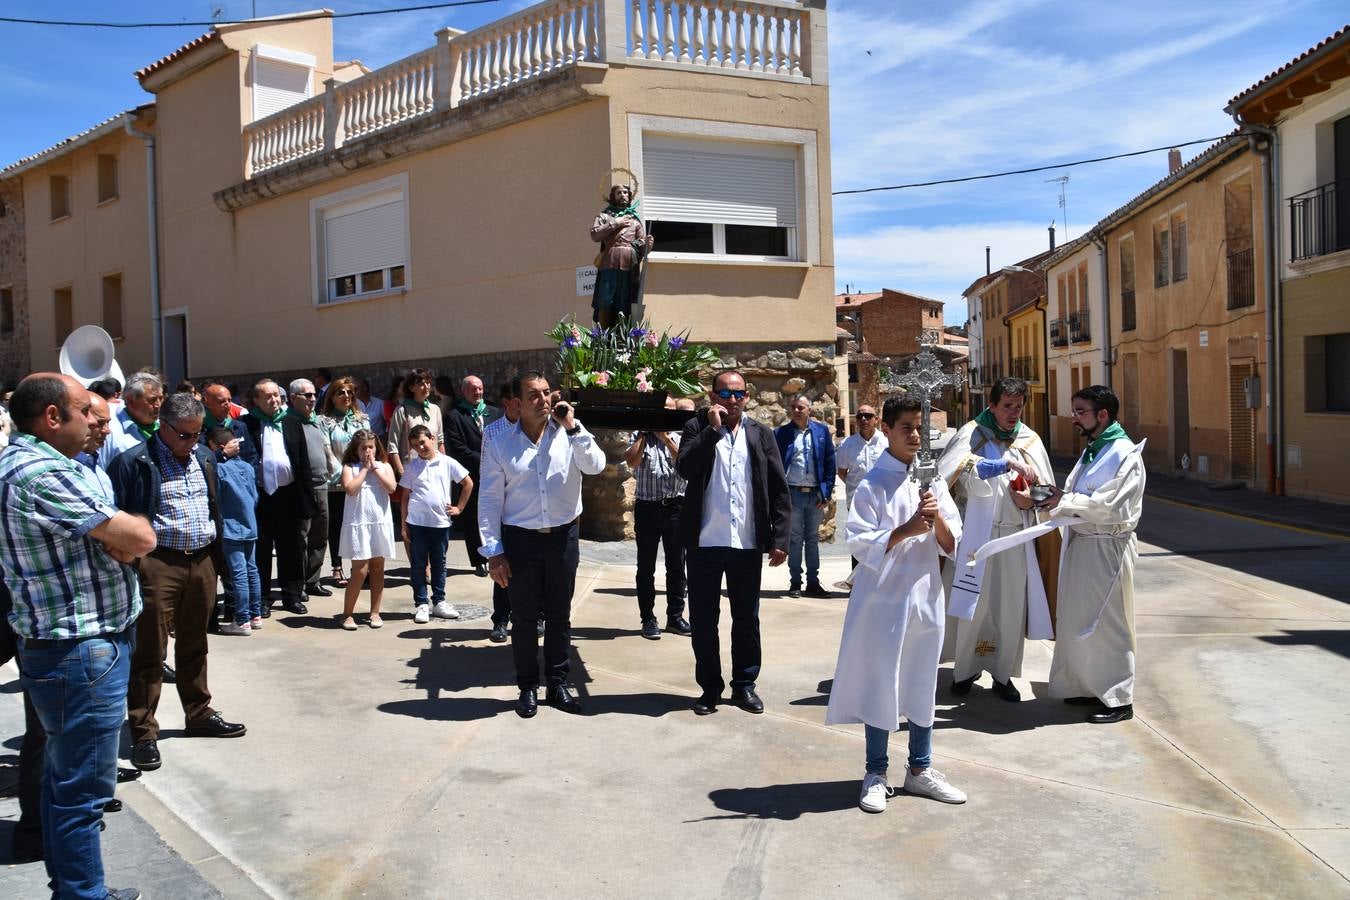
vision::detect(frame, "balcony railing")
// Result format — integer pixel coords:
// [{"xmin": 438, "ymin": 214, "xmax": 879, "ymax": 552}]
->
[
  {"xmin": 1227, "ymin": 247, "xmax": 1255, "ymax": 309},
  {"xmin": 1049, "ymin": 318, "xmax": 1066, "ymax": 347},
  {"xmin": 1121, "ymin": 288, "xmax": 1136, "ymax": 332},
  {"xmin": 1290, "ymin": 177, "xmax": 1350, "ymax": 261},
  {"xmin": 1069, "ymin": 309, "xmax": 1090, "ymax": 343},
  {"xmin": 1010, "ymin": 355, "xmax": 1038, "ymax": 382},
  {"xmin": 244, "ymin": 0, "xmax": 817, "ymax": 177}
]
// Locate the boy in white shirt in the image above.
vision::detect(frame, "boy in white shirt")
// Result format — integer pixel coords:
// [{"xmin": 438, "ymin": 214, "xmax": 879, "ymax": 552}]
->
[{"xmin": 399, "ymin": 424, "xmax": 474, "ymax": 624}]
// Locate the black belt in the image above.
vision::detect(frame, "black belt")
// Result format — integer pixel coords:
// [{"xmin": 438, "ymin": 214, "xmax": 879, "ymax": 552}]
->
[
  {"xmin": 149, "ymin": 544, "xmax": 214, "ymax": 561},
  {"xmin": 637, "ymin": 497, "xmax": 683, "ymax": 507},
  {"xmin": 503, "ymin": 518, "xmax": 577, "ymax": 535}
]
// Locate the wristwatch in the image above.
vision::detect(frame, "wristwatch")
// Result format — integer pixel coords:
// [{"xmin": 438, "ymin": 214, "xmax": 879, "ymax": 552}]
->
[{"xmin": 566, "ymin": 424, "xmax": 583, "ymax": 436}]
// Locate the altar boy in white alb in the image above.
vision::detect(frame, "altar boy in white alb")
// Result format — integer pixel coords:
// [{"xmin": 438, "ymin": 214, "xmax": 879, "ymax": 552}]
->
[
  {"xmin": 1040, "ymin": 385, "xmax": 1146, "ymax": 724},
  {"xmin": 826, "ymin": 396, "xmax": 966, "ymax": 814}
]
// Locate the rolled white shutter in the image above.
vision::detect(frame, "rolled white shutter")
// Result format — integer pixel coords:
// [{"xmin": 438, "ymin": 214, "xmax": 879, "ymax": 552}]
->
[
  {"xmin": 253, "ymin": 57, "xmax": 312, "ymax": 120},
  {"xmin": 643, "ymin": 136, "xmax": 797, "ymax": 228},
  {"xmin": 325, "ymin": 194, "xmax": 406, "ymax": 280}
]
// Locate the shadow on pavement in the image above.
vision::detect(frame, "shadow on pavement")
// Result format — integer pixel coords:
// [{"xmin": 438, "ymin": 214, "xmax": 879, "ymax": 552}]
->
[
  {"xmin": 1258, "ymin": 629, "xmax": 1350, "ymax": 660},
  {"xmin": 788, "ymin": 679, "xmax": 833, "ymax": 707},
  {"xmin": 701, "ymin": 780, "xmax": 857, "ymax": 820},
  {"xmin": 378, "ymin": 696, "xmax": 517, "ymax": 721},
  {"xmin": 580, "ymin": 692, "xmax": 694, "ymax": 717}
]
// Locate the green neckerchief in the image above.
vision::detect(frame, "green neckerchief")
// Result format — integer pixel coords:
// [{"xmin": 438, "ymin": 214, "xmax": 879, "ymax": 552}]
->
[
  {"xmin": 204, "ymin": 410, "xmax": 232, "ymax": 429},
  {"xmin": 286, "ymin": 406, "xmax": 317, "ymax": 426},
  {"xmin": 458, "ymin": 398, "xmax": 487, "ymax": 419},
  {"xmin": 604, "ymin": 201, "xmax": 639, "ymax": 220},
  {"xmin": 975, "ymin": 408, "xmax": 1020, "ymax": 442},
  {"xmin": 405, "ymin": 398, "xmax": 431, "ymax": 416},
  {"xmin": 251, "ymin": 405, "xmax": 286, "ymax": 431},
  {"xmin": 1081, "ymin": 420, "xmax": 1128, "ymax": 465},
  {"xmin": 338, "ymin": 408, "xmax": 358, "ymax": 428},
  {"xmin": 135, "ymin": 419, "xmax": 158, "ymax": 442}
]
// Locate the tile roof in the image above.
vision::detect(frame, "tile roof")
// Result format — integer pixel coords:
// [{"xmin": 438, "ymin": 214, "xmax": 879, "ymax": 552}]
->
[
  {"xmin": 1094, "ymin": 133, "xmax": 1246, "ymax": 233},
  {"xmin": 1226, "ymin": 25, "xmax": 1350, "ymax": 110},
  {"xmin": 135, "ymin": 30, "xmax": 221, "ymax": 82},
  {"xmin": 0, "ymin": 108, "xmax": 146, "ymax": 179}
]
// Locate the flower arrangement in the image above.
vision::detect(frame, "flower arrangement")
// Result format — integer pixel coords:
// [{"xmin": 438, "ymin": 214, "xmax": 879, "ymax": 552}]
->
[{"xmin": 547, "ymin": 314, "xmax": 719, "ymax": 398}]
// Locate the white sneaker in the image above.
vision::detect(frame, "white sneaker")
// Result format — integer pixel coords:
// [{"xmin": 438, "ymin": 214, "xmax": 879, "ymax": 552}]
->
[
  {"xmin": 858, "ymin": 772, "xmax": 892, "ymax": 813},
  {"xmin": 903, "ymin": 768, "xmax": 967, "ymax": 804},
  {"xmin": 432, "ymin": 601, "xmax": 460, "ymax": 620},
  {"xmin": 413, "ymin": 605, "xmax": 430, "ymax": 624}
]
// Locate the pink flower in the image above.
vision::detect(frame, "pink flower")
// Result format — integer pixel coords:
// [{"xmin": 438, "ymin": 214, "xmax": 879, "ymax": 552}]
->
[
  {"xmin": 569, "ymin": 324, "xmax": 583, "ymax": 342},
  {"xmin": 636, "ymin": 380, "xmax": 652, "ymax": 393},
  {"xmin": 593, "ymin": 371, "xmax": 611, "ymax": 386},
  {"xmin": 644, "ymin": 331, "xmax": 659, "ymax": 347}
]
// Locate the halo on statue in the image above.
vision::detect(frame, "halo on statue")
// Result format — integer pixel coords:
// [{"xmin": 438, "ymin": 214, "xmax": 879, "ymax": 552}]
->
[{"xmin": 599, "ymin": 167, "xmax": 640, "ymax": 202}]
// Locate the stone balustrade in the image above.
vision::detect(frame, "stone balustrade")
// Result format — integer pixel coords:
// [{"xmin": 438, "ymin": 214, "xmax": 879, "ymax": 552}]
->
[{"xmin": 242, "ymin": 0, "xmax": 818, "ymax": 177}]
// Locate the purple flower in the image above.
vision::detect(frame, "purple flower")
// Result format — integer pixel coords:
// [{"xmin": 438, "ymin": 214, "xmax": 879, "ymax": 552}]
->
[
  {"xmin": 629, "ymin": 327, "xmax": 647, "ymax": 340},
  {"xmin": 590, "ymin": 326, "xmax": 604, "ymax": 339},
  {"xmin": 563, "ymin": 336, "xmax": 579, "ymax": 349},
  {"xmin": 669, "ymin": 336, "xmax": 686, "ymax": 350}
]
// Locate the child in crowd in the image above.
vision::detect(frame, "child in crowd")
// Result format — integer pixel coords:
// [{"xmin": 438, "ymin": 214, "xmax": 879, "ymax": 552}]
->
[
  {"xmin": 399, "ymin": 424, "xmax": 474, "ymax": 624},
  {"xmin": 209, "ymin": 427, "xmax": 262, "ymax": 635},
  {"xmin": 339, "ymin": 430, "xmax": 398, "ymax": 630},
  {"xmin": 824, "ymin": 396, "xmax": 967, "ymax": 813}
]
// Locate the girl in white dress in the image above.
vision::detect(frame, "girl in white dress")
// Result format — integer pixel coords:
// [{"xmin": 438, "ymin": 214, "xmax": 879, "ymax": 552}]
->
[{"xmin": 339, "ymin": 430, "xmax": 398, "ymax": 630}]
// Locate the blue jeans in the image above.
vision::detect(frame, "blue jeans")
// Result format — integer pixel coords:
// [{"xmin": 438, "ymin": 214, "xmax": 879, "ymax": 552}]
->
[
  {"xmin": 864, "ymin": 722, "xmax": 933, "ymax": 774},
  {"xmin": 223, "ymin": 538, "xmax": 262, "ymax": 624},
  {"xmin": 407, "ymin": 523, "xmax": 450, "ymax": 606},
  {"xmin": 788, "ymin": 489, "xmax": 822, "ymax": 586},
  {"xmin": 19, "ymin": 627, "xmax": 132, "ymax": 900}
]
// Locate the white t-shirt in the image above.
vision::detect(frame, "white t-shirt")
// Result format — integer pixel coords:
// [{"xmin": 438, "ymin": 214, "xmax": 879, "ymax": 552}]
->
[{"xmin": 400, "ymin": 453, "xmax": 469, "ymax": 528}]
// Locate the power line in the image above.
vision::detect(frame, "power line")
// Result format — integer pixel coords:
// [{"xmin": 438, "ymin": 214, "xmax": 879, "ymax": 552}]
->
[
  {"xmin": 0, "ymin": 1, "xmax": 500, "ymax": 29},
  {"xmin": 832, "ymin": 135, "xmax": 1237, "ymax": 196}
]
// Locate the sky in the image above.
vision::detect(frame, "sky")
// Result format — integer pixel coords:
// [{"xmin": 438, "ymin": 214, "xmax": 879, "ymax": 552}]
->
[{"xmin": 1, "ymin": 1, "xmax": 1346, "ymax": 325}]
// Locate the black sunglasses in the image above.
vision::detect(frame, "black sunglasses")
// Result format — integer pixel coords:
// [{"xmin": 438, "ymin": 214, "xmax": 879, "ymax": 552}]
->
[
  {"xmin": 857, "ymin": 412, "xmax": 876, "ymax": 420},
  {"xmin": 168, "ymin": 428, "xmax": 203, "ymax": 441},
  {"xmin": 714, "ymin": 389, "xmax": 747, "ymax": 400}
]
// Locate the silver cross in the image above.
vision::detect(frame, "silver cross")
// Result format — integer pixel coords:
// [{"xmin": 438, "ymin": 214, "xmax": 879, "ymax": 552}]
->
[{"xmin": 886, "ymin": 330, "xmax": 960, "ymax": 490}]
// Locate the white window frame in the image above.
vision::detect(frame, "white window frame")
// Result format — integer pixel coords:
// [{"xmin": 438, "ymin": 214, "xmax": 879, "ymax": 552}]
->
[
  {"xmin": 309, "ymin": 173, "xmax": 411, "ymax": 309},
  {"xmin": 627, "ymin": 115, "xmax": 818, "ymax": 265},
  {"xmin": 251, "ymin": 44, "xmax": 316, "ymax": 122}
]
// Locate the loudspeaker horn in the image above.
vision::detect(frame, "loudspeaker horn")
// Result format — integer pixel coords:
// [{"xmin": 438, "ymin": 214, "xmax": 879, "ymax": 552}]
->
[{"xmin": 59, "ymin": 324, "xmax": 126, "ymax": 388}]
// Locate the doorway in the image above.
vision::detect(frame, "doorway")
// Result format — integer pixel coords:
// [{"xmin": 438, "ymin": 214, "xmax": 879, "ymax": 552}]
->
[
  {"xmin": 1169, "ymin": 347, "xmax": 1190, "ymax": 471},
  {"xmin": 163, "ymin": 310, "xmax": 189, "ymax": 387}
]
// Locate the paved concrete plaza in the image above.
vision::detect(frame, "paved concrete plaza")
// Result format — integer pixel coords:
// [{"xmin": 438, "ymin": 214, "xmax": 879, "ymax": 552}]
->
[{"xmin": 3, "ymin": 498, "xmax": 1348, "ymax": 898}]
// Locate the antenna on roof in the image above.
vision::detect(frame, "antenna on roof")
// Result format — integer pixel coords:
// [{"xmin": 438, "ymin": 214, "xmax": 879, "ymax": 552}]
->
[{"xmin": 1045, "ymin": 175, "xmax": 1069, "ymax": 240}]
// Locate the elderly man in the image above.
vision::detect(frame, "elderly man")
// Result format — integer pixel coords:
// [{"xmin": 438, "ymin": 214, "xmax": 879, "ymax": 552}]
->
[
  {"xmin": 480, "ymin": 372, "xmax": 606, "ymax": 718},
  {"xmin": 678, "ymin": 371, "xmax": 791, "ymax": 716},
  {"xmin": 445, "ymin": 374, "xmax": 494, "ymax": 577},
  {"xmin": 108, "ymin": 393, "xmax": 246, "ymax": 773},
  {"xmin": 0, "ymin": 373, "xmax": 156, "ymax": 899},
  {"xmin": 836, "ymin": 405, "xmax": 887, "ymax": 572},
  {"xmin": 75, "ymin": 392, "xmax": 117, "ymax": 497},
  {"xmin": 201, "ymin": 380, "xmax": 256, "ymax": 467},
  {"xmin": 243, "ymin": 379, "xmax": 318, "ymax": 615},
  {"xmin": 774, "ymin": 394, "xmax": 836, "ymax": 598},
  {"xmin": 98, "ymin": 371, "xmax": 164, "ymax": 469},
  {"xmin": 290, "ymin": 378, "xmax": 337, "ymax": 599}
]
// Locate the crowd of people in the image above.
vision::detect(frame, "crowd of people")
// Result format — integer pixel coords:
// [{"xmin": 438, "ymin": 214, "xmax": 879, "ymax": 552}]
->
[{"xmin": 0, "ymin": 360, "xmax": 1144, "ymax": 898}]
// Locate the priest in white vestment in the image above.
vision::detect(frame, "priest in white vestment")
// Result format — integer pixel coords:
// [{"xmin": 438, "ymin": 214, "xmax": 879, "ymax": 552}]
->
[
  {"xmin": 938, "ymin": 378, "xmax": 1053, "ymax": 701},
  {"xmin": 826, "ymin": 396, "xmax": 967, "ymax": 813}
]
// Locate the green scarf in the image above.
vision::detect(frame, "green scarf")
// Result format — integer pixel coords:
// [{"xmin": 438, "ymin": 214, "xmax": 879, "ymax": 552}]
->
[
  {"xmin": 250, "ymin": 405, "xmax": 286, "ymax": 431},
  {"xmin": 458, "ymin": 398, "xmax": 486, "ymax": 420},
  {"xmin": 135, "ymin": 420, "xmax": 158, "ymax": 442},
  {"xmin": 975, "ymin": 408, "xmax": 1020, "ymax": 442},
  {"xmin": 1081, "ymin": 420, "xmax": 1128, "ymax": 465},
  {"xmin": 405, "ymin": 398, "xmax": 431, "ymax": 416},
  {"xmin": 287, "ymin": 406, "xmax": 317, "ymax": 426},
  {"xmin": 604, "ymin": 201, "xmax": 640, "ymax": 220},
  {"xmin": 204, "ymin": 411, "xmax": 232, "ymax": 430}
]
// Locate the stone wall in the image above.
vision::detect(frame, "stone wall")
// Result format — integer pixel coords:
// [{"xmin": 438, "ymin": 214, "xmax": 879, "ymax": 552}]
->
[{"xmin": 0, "ymin": 178, "xmax": 30, "ymax": 389}]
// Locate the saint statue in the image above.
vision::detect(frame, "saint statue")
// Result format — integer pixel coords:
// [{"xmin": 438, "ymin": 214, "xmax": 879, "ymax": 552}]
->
[{"xmin": 590, "ymin": 180, "xmax": 654, "ymax": 328}]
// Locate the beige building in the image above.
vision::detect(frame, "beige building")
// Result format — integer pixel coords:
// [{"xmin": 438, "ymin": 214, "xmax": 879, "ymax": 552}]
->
[
  {"xmin": 1043, "ymin": 234, "xmax": 1109, "ymax": 456},
  {"xmin": 1228, "ymin": 26, "xmax": 1350, "ymax": 505}
]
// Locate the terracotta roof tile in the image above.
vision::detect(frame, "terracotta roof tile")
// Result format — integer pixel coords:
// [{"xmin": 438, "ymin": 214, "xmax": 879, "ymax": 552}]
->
[
  {"xmin": 1226, "ymin": 25, "xmax": 1350, "ymax": 110},
  {"xmin": 1, "ymin": 108, "xmax": 145, "ymax": 178},
  {"xmin": 135, "ymin": 30, "xmax": 221, "ymax": 82}
]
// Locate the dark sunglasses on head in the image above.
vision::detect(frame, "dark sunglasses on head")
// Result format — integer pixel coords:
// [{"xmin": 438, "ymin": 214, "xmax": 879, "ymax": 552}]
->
[
  {"xmin": 714, "ymin": 389, "xmax": 747, "ymax": 400},
  {"xmin": 857, "ymin": 412, "xmax": 876, "ymax": 420}
]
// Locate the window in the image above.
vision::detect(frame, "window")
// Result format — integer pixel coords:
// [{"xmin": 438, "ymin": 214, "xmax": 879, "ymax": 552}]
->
[
  {"xmin": 251, "ymin": 44, "xmax": 315, "ymax": 121},
  {"xmin": 54, "ymin": 287, "xmax": 72, "ymax": 344},
  {"xmin": 1077, "ymin": 262, "xmax": 1089, "ymax": 312},
  {"xmin": 1120, "ymin": 236, "xmax": 1136, "ymax": 331},
  {"xmin": 1171, "ymin": 213, "xmax": 1188, "ymax": 281},
  {"xmin": 1305, "ymin": 333, "xmax": 1350, "ymax": 413},
  {"xmin": 50, "ymin": 175, "xmax": 70, "ymax": 220},
  {"xmin": 0, "ymin": 288, "xmax": 13, "ymax": 335},
  {"xmin": 1153, "ymin": 222, "xmax": 1170, "ymax": 287},
  {"xmin": 97, "ymin": 154, "xmax": 118, "ymax": 203},
  {"xmin": 102, "ymin": 274, "xmax": 123, "ymax": 339},
  {"xmin": 643, "ymin": 135, "xmax": 798, "ymax": 260},
  {"xmin": 312, "ymin": 174, "xmax": 409, "ymax": 307}
]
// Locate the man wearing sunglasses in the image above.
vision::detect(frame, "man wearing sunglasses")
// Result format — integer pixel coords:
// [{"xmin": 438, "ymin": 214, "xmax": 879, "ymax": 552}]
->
[
  {"xmin": 836, "ymin": 405, "xmax": 886, "ymax": 571},
  {"xmin": 108, "ymin": 392, "xmax": 247, "ymax": 774},
  {"xmin": 676, "ymin": 372, "xmax": 791, "ymax": 716}
]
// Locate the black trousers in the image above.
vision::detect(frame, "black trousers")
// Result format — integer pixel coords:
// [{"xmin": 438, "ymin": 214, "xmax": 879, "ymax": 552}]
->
[
  {"xmin": 258, "ymin": 484, "xmax": 304, "ymax": 602},
  {"xmin": 634, "ymin": 499, "xmax": 686, "ymax": 621},
  {"xmin": 459, "ymin": 481, "xmax": 483, "ymax": 566},
  {"xmin": 299, "ymin": 485, "xmax": 328, "ymax": 590},
  {"xmin": 687, "ymin": 546, "xmax": 763, "ymax": 697},
  {"xmin": 503, "ymin": 521, "xmax": 578, "ymax": 689}
]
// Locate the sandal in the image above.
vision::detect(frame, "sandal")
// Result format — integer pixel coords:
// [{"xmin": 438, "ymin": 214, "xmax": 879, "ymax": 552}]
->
[{"xmin": 332, "ymin": 567, "xmax": 348, "ymax": 587}]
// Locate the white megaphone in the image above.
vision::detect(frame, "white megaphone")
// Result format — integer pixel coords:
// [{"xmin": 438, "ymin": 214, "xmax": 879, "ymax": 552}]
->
[{"xmin": 59, "ymin": 324, "xmax": 126, "ymax": 388}]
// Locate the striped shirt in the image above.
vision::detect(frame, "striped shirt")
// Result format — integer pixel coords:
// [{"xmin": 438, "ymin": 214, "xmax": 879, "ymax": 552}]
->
[
  {"xmin": 482, "ymin": 413, "xmax": 517, "ymax": 447},
  {"xmin": 150, "ymin": 438, "xmax": 217, "ymax": 551},
  {"xmin": 631, "ymin": 430, "xmax": 686, "ymax": 501},
  {"xmin": 0, "ymin": 434, "xmax": 142, "ymax": 640}
]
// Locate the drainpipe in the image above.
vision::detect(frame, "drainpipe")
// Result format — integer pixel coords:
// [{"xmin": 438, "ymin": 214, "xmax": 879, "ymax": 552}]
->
[
  {"xmin": 1237, "ymin": 117, "xmax": 1282, "ymax": 495},
  {"xmin": 1090, "ymin": 229, "xmax": 1112, "ymax": 387},
  {"xmin": 125, "ymin": 119, "xmax": 162, "ymax": 371}
]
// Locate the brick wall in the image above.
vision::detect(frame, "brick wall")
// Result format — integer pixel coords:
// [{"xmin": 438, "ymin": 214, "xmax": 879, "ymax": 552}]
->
[
  {"xmin": 0, "ymin": 178, "xmax": 30, "ymax": 388},
  {"xmin": 849, "ymin": 290, "xmax": 945, "ymax": 359}
]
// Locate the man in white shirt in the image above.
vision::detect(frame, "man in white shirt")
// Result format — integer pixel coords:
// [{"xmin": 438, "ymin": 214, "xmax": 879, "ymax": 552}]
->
[
  {"xmin": 836, "ymin": 405, "xmax": 887, "ymax": 571},
  {"xmin": 479, "ymin": 372, "xmax": 606, "ymax": 719},
  {"xmin": 676, "ymin": 371, "xmax": 791, "ymax": 717}
]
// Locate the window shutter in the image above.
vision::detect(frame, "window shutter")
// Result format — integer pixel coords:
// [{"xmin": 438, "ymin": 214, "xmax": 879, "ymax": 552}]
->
[
  {"xmin": 325, "ymin": 194, "xmax": 406, "ymax": 280},
  {"xmin": 643, "ymin": 137, "xmax": 797, "ymax": 228},
  {"xmin": 253, "ymin": 57, "xmax": 312, "ymax": 120},
  {"xmin": 1173, "ymin": 218, "xmax": 1188, "ymax": 279}
]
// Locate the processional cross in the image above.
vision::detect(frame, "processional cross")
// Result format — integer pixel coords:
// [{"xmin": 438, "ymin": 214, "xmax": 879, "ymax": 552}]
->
[{"xmin": 887, "ymin": 329, "xmax": 961, "ymax": 491}]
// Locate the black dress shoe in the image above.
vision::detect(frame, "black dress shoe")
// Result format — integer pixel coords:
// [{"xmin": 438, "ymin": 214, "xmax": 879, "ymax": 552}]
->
[
  {"xmin": 665, "ymin": 616, "xmax": 692, "ymax": 636},
  {"xmin": 306, "ymin": 584, "xmax": 333, "ymax": 598},
  {"xmin": 475, "ymin": 563, "xmax": 488, "ymax": 577},
  {"xmin": 488, "ymin": 622, "xmax": 508, "ymax": 643},
  {"xmin": 640, "ymin": 618, "xmax": 661, "ymax": 640},
  {"xmin": 131, "ymin": 739, "xmax": 161, "ymax": 771},
  {"xmin": 516, "ymin": 688, "xmax": 538, "ymax": 719},
  {"xmin": 693, "ymin": 694, "xmax": 719, "ymax": 716},
  {"xmin": 950, "ymin": 675, "xmax": 976, "ymax": 696},
  {"xmin": 803, "ymin": 583, "xmax": 832, "ymax": 599},
  {"xmin": 730, "ymin": 686, "xmax": 764, "ymax": 714},
  {"xmin": 1088, "ymin": 704, "xmax": 1134, "ymax": 724},
  {"xmin": 260, "ymin": 604, "xmax": 272, "ymax": 619},
  {"xmin": 184, "ymin": 712, "xmax": 247, "ymax": 738},
  {"xmin": 282, "ymin": 598, "xmax": 308, "ymax": 615},
  {"xmin": 1063, "ymin": 696, "xmax": 1101, "ymax": 706},
  {"xmin": 105, "ymin": 798, "xmax": 123, "ymax": 813},
  {"xmin": 787, "ymin": 586, "xmax": 801, "ymax": 598},
  {"xmin": 546, "ymin": 684, "xmax": 584, "ymax": 714},
  {"xmin": 991, "ymin": 679, "xmax": 1021, "ymax": 702},
  {"xmin": 116, "ymin": 767, "xmax": 142, "ymax": 783},
  {"xmin": 161, "ymin": 663, "xmax": 176, "ymax": 684}
]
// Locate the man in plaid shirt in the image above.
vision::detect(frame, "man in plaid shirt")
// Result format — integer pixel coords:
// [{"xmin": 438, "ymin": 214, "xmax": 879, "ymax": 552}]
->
[{"xmin": 0, "ymin": 373, "xmax": 156, "ymax": 900}]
